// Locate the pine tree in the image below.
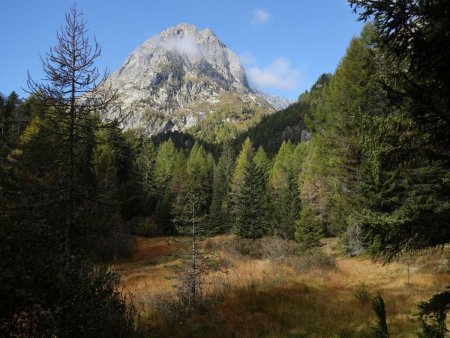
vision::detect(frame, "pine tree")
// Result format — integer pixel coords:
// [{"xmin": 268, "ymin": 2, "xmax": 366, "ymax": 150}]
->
[
  {"xmin": 271, "ymin": 141, "xmax": 301, "ymax": 239},
  {"xmin": 135, "ymin": 138, "xmax": 157, "ymax": 207},
  {"xmin": 209, "ymin": 142, "xmax": 234, "ymax": 233},
  {"xmin": 348, "ymin": 1, "xmax": 450, "ymax": 258},
  {"xmin": 295, "ymin": 204, "xmax": 323, "ymax": 249},
  {"xmin": 236, "ymin": 159, "xmax": 271, "ymax": 239},
  {"xmin": 231, "ymin": 137, "xmax": 254, "ymax": 230}
]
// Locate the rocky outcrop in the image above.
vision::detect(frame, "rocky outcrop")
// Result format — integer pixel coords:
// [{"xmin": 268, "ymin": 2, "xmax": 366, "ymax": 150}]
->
[
  {"xmin": 104, "ymin": 23, "xmax": 278, "ymax": 135},
  {"xmin": 106, "ymin": 24, "xmax": 288, "ymax": 135}
]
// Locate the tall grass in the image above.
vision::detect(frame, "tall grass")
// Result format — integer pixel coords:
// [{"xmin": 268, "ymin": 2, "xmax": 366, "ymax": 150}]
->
[{"xmin": 114, "ymin": 236, "xmax": 450, "ymax": 337}]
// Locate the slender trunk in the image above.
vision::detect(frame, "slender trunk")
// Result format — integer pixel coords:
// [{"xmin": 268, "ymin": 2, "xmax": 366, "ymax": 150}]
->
[
  {"xmin": 191, "ymin": 194, "xmax": 196, "ymax": 302},
  {"xmin": 66, "ymin": 56, "xmax": 76, "ymax": 259}
]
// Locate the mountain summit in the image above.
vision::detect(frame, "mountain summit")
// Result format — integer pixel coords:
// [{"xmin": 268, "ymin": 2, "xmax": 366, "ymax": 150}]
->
[{"xmin": 105, "ymin": 24, "xmax": 288, "ymax": 139}]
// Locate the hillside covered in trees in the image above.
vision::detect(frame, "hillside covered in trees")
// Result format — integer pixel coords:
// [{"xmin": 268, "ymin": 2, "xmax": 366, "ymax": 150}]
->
[{"xmin": 1, "ymin": 1, "xmax": 450, "ymax": 337}]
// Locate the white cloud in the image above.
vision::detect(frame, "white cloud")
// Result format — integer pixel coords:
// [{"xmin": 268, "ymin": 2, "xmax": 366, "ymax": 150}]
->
[
  {"xmin": 161, "ymin": 34, "xmax": 201, "ymax": 57},
  {"xmin": 247, "ymin": 57, "xmax": 302, "ymax": 90},
  {"xmin": 252, "ymin": 9, "xmax": 271, "ymax": 25},
  {"xmin": 239, "ymin": 51, "xmax": 257, "ymax": 66}
]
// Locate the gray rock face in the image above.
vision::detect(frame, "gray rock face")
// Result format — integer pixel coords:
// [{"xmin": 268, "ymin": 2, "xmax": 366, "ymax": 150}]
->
[
  {"xmin": 254, "ymin": 90, "xmax": 294, "ymax": 111},
  {"xmin": 105, "ymin": 23, "xmax": 277, "ymax": 135}
]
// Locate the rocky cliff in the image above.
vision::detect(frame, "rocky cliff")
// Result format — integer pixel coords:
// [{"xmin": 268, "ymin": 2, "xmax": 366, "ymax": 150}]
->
[{"xmin": 105, "ymin": 24, "xmax": 286, "ymax": 139}]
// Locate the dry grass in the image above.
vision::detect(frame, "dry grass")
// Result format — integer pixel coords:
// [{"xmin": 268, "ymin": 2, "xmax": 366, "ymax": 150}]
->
[{"xmin": 112, "ymin": 236, "xmax": 450, "ymax": 337}]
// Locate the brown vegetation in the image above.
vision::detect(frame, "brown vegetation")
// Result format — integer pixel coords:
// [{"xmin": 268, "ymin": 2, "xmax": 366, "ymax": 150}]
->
[{"xmin": 113, "ymin": 236, "xmax": 450, "ymax": 337}]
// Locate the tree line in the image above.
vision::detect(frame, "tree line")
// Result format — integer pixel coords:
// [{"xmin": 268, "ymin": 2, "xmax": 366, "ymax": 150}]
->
[{"xmin": 1, "ymin": 0, "xmax": 450, "ymax": 336}]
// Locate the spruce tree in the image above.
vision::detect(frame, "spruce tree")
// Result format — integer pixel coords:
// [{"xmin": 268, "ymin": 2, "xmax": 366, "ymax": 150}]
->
[
  {"xmin": 135, "ymin": 138, "xmax": 157, "ymax": 208},
  {"xmin": 209, "ymin": 142, "xmax": 234, "ymax": 233},
  {"xmin": 230, "ymin": 137, "xmax": 254, "ymax": 230},
  {"xmin": 236, "ymin": 159, "xmax": 271, "ymax": 239},
  {"xmin": 271, "ymin": 141, "xmax": 300, "ymax": 239},
  {"xmin": 295, "ymin": 204, "xmax": 323, "ymax": 249}
]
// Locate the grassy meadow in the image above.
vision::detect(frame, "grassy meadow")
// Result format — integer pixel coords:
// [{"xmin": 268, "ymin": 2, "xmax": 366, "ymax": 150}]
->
[{"xmin": 112, "ymin": 236, "xmax": 450, "ymax": 337}]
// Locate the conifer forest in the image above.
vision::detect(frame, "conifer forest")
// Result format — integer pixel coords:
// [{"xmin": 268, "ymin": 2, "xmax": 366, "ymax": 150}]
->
[{"xmin": 1, "ymin": 1, "xmax": 450, "ymax": 337}]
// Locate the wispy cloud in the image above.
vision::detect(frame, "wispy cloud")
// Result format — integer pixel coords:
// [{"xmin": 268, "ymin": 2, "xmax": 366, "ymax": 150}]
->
[
  {"xmin": 252, "ymin": 9, "xmax": 271, "ymax": 25},
  {"xmin": 160, "ymin": 33, "xmax": 201, "ymax": 56},
  {"xmin": 247, "ymin": 57, "xmax": 302, "ymax": 90},
  {"xmin": 239, "ymin": 51, "xmax": 257, "ymax": 66}
]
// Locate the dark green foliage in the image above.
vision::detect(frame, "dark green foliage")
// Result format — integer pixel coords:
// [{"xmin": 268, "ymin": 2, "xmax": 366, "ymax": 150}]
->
[
  {"xmin": 236, "ymin": 101, "xmax": 308, "ymax": 155},
  {"xmin": 0, "ymin": 218, "xmax": 134, "ymax": 337},
  {"xmin": 349, "ymin": 0, "xmax": 450, "ymax": 138},
  {"xmin": 155, "ymin": 188, "xmax": 174, "ymax": 235},
  {"xmin": 299, "ymin": 73, "xmax": 332, "ymax": 132},
  {"xmin": 271, "ymin": 141, "xmax": 301, "ymax": 239},
  {"xmin": 295, "ymin": 205, "xmax": 323, "ymax": 250},
  {"xmin": 0, "ymin": 92, "xmax": 35, "ymax": 207},
  {"xmin": 151, "ymin": 130, "xmax": 218, "ymax": 156},
  {"xmin": 348, "ymin": 0, "xmax": 450, "ymax": 257},
  {"xmin": 418, "ymin": 287, "xmax": 450, "ymax": 338},
  {"xmin": 359, "ymin": 115, "xmax": 450, "ymax": 259},
  {"xmin": 0, "ymin": 92, "xmax": 23, "ymax": 166},
  {"xmin": 372, "ymin": 294, "xmax": 389, "ymax": 338},
  {"xmin": 209, "ymin": 142, "xmax": 234, "ymax": 233},
  {"xmin": 235, "ymin": 159, "xmax": 271, "ymax": 239},
  {"xmin": 275, "ymin": 168, "xmax": 301, "ymax": 239},
  {"xmin": 0, "ymin": 5, "xmax": 136, "ymax": 335},
  {"xmin": 135, "ymin": 137, "xmax": 157, "ymax": 213},
  {"xmin": 172, "ymin": 142, "xmax": 212, "ymax": 233}
]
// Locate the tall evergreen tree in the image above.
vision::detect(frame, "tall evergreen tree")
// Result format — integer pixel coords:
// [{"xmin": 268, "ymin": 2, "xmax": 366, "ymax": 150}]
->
[
  {"xmin": 253, "ymin": 146, "xmax": 272, "ymax": 174},
  {"xmin": 172, "ymin": 142, "xmax": 212, "ymax": 233},
  {"xmin": 271, "ymin": 141, "xmax": 301, "ymax": 239},
  {"xmin": 209, "ymin": 142, "xmax": 234, "ymax": 233},
  {"xmin": 295, "ymin": 204, "xmax": 323, "ymax": 250},
  {"xmin": 154, "ymin": 139, "xmax": 177, "ymax": 192},
  {"xmin": 349, "ymin": 0, "xmax": 450, "ymax": 257},
  {"xmin": 230, "ymin": 137, "xmax": 254, "ymax": 230},
  {"xmin": 135, "ymin": 138, "xmax": 157, "ymax": 211},
  {"xmin": 235, "ymin": 159, "xmax": 271, "ymax": 239}
]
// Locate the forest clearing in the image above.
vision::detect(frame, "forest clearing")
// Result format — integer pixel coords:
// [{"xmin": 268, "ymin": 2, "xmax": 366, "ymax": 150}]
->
[
  {"xmin": 115, "ymin": 236, "xmax": 450, "ymax": 337},
  {"xmin": 2, "ymin": 1, "xmax": 450, "ymax": 336}
]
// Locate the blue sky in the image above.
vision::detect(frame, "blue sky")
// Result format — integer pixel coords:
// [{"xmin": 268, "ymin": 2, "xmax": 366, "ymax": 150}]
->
[{"xmin": 1, "ymin": 0, "xmax": 364, "ymax": 100}]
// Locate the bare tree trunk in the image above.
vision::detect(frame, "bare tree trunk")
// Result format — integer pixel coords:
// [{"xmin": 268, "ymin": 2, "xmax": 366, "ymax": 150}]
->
[
  {"xmin": 66, "ymin": 63, "xmax": 76, "ymax": 259},
  {"xmin": 191, "ymin": 193, "xmax": 197, "ymax": 303}
]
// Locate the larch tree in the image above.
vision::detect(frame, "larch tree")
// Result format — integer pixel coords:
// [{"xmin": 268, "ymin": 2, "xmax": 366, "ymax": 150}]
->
[
  {"xmin": 0, "ymin": 5, "xmax": 134, "ymax": 336},
  {"xmin": 27, "ymin": 4, "xmax": 121, "ymax": 255}
]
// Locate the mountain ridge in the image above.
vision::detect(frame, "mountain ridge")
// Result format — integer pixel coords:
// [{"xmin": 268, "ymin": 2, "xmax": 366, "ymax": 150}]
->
[{"xmin": 104, "ymin": 24, "xmax": 289, "ymax": 140}]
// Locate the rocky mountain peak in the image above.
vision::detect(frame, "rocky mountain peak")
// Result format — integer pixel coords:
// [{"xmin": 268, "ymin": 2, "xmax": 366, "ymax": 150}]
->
[{"xmin": 105, "ymin": 24, "xmax": 281, "ymax": 138}]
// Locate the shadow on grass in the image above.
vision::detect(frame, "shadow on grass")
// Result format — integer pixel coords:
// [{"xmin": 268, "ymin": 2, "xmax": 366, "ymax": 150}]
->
[{"xmin": 137, "ymin": 280, "xmax": 421, "ymax": 338}]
